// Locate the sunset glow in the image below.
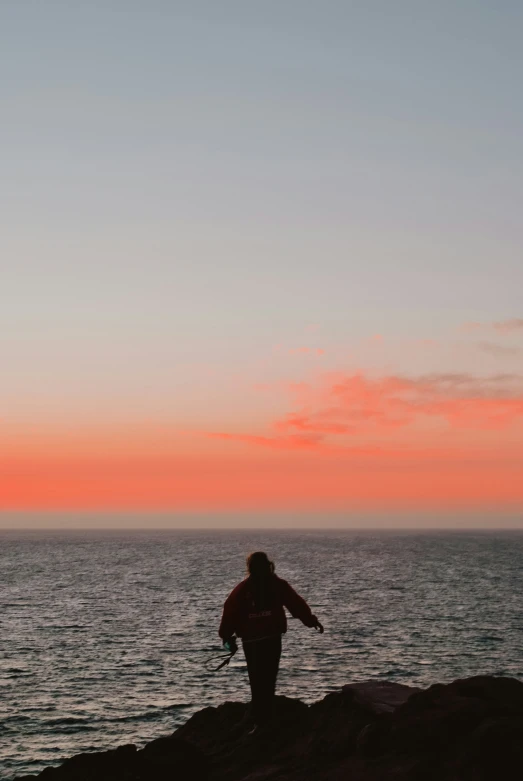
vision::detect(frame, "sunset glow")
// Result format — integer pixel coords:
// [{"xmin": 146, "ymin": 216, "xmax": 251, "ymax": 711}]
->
[
  {"xmin": 2, "ymin": 3, "xmax": 522, "ymax": 526},
  {"xmin": 3, "ymin": 361, "xmax": 523, "ymax": 514}
]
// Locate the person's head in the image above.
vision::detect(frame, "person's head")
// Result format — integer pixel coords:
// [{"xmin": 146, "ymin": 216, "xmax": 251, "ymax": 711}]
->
[{"xmin": 246, "ymin": 551, "xmax": 274, "ymax": 579}]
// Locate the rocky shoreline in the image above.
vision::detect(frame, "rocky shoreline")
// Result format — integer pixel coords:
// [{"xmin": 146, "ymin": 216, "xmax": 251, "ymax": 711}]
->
[{"xmin": 16, "ymin": 675, "xmax": 523, "ymax": 780}]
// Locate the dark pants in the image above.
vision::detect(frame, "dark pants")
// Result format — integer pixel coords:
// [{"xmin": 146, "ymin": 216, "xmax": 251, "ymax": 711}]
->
[{"xmin": 242, "ymin": 634, "xmax": 282, "ymax": 725}]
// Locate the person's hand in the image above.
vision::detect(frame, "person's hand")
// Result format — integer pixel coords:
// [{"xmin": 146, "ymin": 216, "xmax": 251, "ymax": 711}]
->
[
  {"xmin": 314, "ymin": 620, "xmax": 324, "ymax": 634},
  {"xmin": 224, "ymin": 636, "xmax": 238, "ymax": 654}
]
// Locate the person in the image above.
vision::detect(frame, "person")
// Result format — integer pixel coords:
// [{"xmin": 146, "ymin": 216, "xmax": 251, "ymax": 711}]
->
[{"xmin": 219, "ymin": 551, "xmax": 324, "ymax": 732}]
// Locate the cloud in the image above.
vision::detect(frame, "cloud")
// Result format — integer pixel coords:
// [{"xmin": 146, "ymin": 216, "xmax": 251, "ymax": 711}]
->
[
  {"xmin": 493, "ymin": 318, "xmax": 523, "ymax": 333},
  {"xmin": 461, "ymin": 322, "xmax": 483, "ymax": 332},
  {"xmin": 206, "ymin": 431, "xmax": 384, "ymax": 456},
  {"xmin": 288, "ymin": 347, "xmax": 325, "ymax": 356},
  {"xmin": 207, "ymin": 431, "xmax": 326, "ymax": 451},
  {"xmin": 210, "ymin": 371, "xmax": 523, "ymax": 452},
  {"xmin": 315, "ymin": 372, "xmax": 523, "ymax": 431},
  {"xmin": 477, "ymin": 341, "xmax": 522, "ymax": 357},
  {"xmin": 412, "ymin": 338, "xmax": 438, "ymax": 347},
  {"xmin": 462, "ymin": 318, "xmax": 523, "ymax": 335},
  {"xmin": 275, "ymin": 412, "xmax": 354, "ymax": 435}
]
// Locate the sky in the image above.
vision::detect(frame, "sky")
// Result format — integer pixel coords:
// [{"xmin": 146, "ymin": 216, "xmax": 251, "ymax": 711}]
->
[{"xmin": 1, "ymin": 1, "xmax": 522, "ymax": 527}]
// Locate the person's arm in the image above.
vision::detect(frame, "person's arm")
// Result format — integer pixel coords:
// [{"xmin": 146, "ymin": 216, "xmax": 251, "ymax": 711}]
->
[
  {"xmin": 218, "ymin": 584, "xmax": 242, "ymax": 642},
  {"xmin": 280, "ymin": 580, "xmax": 324, "ymax": 632}
]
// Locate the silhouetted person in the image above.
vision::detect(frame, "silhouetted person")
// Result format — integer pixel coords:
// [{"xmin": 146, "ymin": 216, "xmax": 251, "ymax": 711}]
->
[{"xmin": 219, "ymin": 551, "xmax": 323, "ymax": 732}]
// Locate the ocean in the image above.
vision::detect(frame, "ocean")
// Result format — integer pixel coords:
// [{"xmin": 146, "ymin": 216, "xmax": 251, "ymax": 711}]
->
[{"xmin": 1, "ymin": 529, "xmax": 522, "ymax": 779}]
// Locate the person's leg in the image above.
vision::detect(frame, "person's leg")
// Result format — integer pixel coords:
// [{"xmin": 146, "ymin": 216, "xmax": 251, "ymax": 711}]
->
[
  {"xmin": 245, "ymin": 635, "xmax": 281, "ymax": 727},
  {"xmin": 258, "ymin": 635, "xmax": 282, "ymax": 724},
  {"xmin": 242, "ymin": 640, "xmax": 264, "ymax": 726},
  {"xmin": 243, "ymin": 636, "xmax": 282, "ymax": 727}
]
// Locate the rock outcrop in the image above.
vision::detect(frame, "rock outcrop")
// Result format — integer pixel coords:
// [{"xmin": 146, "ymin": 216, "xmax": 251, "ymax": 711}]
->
[{"xmin": 16, "ymin": 676, "xmax": 523, "ymax": 781}]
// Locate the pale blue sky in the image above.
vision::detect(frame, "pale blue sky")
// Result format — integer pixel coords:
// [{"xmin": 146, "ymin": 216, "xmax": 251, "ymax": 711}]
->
[{"xmin": 2, "ymin": 1, "xmax": 522, "ymax": 422}]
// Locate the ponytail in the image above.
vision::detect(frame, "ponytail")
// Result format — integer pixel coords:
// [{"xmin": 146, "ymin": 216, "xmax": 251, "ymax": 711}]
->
[{"xmin": 246, "ymin": 551, "xmax": 275, "ymax": 610}]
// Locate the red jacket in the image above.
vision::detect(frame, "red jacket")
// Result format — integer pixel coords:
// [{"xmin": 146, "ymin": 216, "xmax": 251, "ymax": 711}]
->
[{"xmin": 219, "ymin": 575, "xmax": 318, "ymax": 642}]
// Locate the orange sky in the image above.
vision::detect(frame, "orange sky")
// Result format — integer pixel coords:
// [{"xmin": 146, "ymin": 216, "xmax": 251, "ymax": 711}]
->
[
  {"xmin": 2, "ymin": 365, "xmax": 523, "ymax": 516},
  {"xmin": 3, "ymin": 451, "xmax": 522, "ymax": 512}
]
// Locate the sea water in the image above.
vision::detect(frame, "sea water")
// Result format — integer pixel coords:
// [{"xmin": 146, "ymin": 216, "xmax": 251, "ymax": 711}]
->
[{"xmin": 1, "ymin": 529, "xmax": 522, "ymax": 779}]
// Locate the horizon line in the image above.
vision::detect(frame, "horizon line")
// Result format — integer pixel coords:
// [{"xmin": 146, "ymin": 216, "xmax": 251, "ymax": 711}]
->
[{"xmin": 1, "ymin": 526, "xmax": 522, "ymax": 532}]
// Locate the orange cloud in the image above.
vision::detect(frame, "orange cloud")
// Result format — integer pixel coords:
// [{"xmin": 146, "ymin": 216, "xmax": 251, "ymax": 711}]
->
[
  {"xmin": 493, "ymin": 318, "xmax": 523, "ymax": 334},
  {"xmin": 207, "ymin": 431, "xmax": 325, "ymax": 450},
  {"xmin": 268, "ymin": 372, "xmax": 523, "ymax": 444},
  {"xmin": 198, "ymin": 371, "xmax": 523, "ymax": 472},
  {"xmin": 275, "ymin": 413, "xmax": 353, "ymax": 435}
]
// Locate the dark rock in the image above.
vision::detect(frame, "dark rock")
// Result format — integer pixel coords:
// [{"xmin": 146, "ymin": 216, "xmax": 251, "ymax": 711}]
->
[
  {"xmin": 175, "ymin": 696, "xmax": 309, "ymax": 781},
  {"xmin": 342, "ymin": 680, "xmax": 420, "ymax": 715},
  {"xmin": 15, "ymin": 739, "xmax": 207, "ymax": 781},
  {"xmin": 456, "ymin": 716, "xmax": 523, "ymax": 780},
  {"xmin": 138, "ymin": 736, "xmax": 208, "ymax": 780},
  {"xmin": 355, "ymin": 716, "xmax": 391, "ymax": 757},
  {"xmin": 16, "ymin": 676, "xmax": 523, "ymax": 781},
  {"xmin": 386, "ymin": 675, "xmax": 523, "ymax": 756},
  {"xmin": 16, "ymin": 744, "xmax": 139, "ymax": 780}
]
